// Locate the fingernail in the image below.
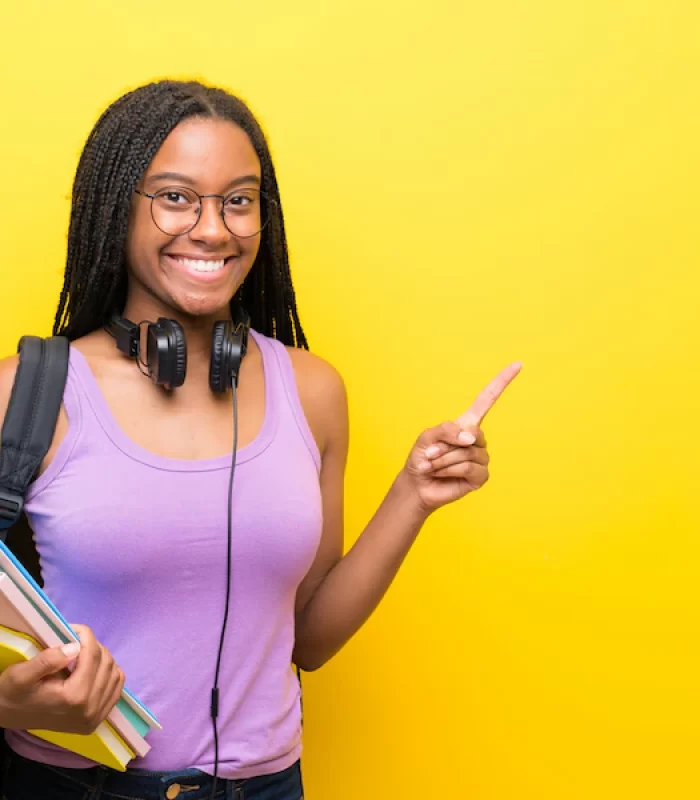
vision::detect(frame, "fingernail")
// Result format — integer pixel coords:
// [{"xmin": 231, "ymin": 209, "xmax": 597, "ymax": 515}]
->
[
  {"xmin": 61, "ymin": 642, "xmax": 81, "ymax": 658},
  {"xmin": 459, "ymin": 431, "xmax": 476, "ymax": 445},
  {"xmin": 425, "ymin": 445, "xmax": 440, "ymax": 458},
  {"xmin": 418, "ymin": 460, "xmax": 432, "ymax": 472}
]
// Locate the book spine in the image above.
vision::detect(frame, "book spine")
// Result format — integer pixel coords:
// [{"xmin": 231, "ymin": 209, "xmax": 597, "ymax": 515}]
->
[
  {"xmin": 0, "ymin": 576, "xmax": 63, "ymax": 649},
  {"xmin": 106, "ymin": 705, "xmax": 151, "ymax": 759}
]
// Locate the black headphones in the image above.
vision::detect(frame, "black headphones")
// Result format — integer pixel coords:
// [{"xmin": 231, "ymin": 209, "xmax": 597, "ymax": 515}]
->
[{"xmin": 106, "ymin": 304, "xmax": 251, "ymax": 391}]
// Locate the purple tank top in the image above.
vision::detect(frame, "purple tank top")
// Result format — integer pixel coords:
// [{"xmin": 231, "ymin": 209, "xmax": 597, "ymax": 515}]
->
[{"xmin": 5, "ymin": 329, "xmax": 323, "ymax": 779}]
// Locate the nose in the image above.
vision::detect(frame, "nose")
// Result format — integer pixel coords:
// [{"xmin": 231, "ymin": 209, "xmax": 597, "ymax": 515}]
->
[{"xmin": 189, "ymin": 196, "xmax": 231, "ymax": 246}]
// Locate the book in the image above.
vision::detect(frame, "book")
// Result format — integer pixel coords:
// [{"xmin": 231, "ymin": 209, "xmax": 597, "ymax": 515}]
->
[
  {"xmin": 0, "ymin": 540, "xmax": 160, "ymax": 736},
  {"xmin": 0, "ymin": 624, "xmax": 136, "ymax": 771},
  {"xmin": 0, "ymin": 625, "xmax": 46, "ymax": 666},
  {"xmin": 0, "ymin": 571, "xmax": 151, "ymax": 759},
  {"xmin": 0, "ymin": 541, "xmax": 159, "ymax": 759},
  {"xmin": 0, "ymin": 573, "xmax": 150, "ymax": 759}
]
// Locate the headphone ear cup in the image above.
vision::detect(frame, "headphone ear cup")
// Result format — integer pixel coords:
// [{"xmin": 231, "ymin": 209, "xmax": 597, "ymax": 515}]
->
[
  {"xmin": 147, "ymin": 319, "xmax": 186, "ymax": 390},
  {"xmin": 210, "ymin": 321, "xmax": 231, "ymax": 394},
  {"xmin": 170, "ymin": 322, "xmax": 187, "ymax": 389}
]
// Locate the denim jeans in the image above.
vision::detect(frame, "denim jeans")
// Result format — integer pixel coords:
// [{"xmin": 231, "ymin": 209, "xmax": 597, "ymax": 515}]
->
[{"xmin": 1, "ymin": 749, "xmax": 303, "ymax": 800}]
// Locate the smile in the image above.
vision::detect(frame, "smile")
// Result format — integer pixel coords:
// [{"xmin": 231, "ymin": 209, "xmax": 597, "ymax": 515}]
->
[{"xmin": 171, "ymin": 256, "xmax": 227, "ymax": 273}]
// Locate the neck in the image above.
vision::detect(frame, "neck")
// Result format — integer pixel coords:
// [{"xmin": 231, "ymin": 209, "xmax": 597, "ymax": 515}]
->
[{"xmin": 120, "ymin": 293, "xmax": 234, "ymax": 378}]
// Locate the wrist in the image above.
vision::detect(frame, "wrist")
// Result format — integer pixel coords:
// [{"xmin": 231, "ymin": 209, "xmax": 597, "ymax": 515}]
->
[{"xmin": 389, "ymin": 469, "xmax": 433, "ymax": 528}]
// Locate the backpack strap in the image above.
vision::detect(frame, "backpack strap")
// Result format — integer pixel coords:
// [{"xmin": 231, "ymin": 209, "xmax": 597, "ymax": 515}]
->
[{"xmin": 0, "ymin": 335, "xmax": 69, "ymax": 539}]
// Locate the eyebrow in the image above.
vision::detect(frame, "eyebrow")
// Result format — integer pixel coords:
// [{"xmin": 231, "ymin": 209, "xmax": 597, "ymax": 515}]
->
[{"xmin": 146, "ymin": 172, "xmax": 261, "ymax": 189}]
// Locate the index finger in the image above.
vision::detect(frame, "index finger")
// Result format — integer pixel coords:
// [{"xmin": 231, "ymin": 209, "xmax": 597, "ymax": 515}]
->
[{"xmin": 457, "ymin": 361, "xmax": 522, "ymax": 428}]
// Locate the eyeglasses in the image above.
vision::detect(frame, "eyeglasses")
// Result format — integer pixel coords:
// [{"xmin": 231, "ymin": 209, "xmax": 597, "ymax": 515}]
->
[{"xmin": 134, "ymin": 186, "xmax": 269, "ymax": 239}]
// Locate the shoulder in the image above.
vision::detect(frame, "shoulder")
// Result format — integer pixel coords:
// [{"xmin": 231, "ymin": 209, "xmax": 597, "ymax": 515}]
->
[
  {"xmin": 284, "ymin": 346, "xmax": 347, "ymax": 404},
  {"xmin": 0, "ymin": 355, "xmax": 20, "ymax": 428},
  {"xmin": 284, "ymin": 345, "xmax": 348, "ymax": 459},
  {"xmin": 0, "ymin": 349, "xmax": 72, "ymax": 477}
]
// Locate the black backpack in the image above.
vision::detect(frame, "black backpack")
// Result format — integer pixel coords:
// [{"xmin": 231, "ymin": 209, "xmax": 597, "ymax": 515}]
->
[{"xmin": 0, "ymin": 335, "xmax": 70, "ymax": 782}]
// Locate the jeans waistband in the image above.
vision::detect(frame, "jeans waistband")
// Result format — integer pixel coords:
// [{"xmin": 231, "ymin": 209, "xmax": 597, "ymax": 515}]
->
[{"xmin": 3, "ymin": 748, "xmax": 303, "ymax": 800}]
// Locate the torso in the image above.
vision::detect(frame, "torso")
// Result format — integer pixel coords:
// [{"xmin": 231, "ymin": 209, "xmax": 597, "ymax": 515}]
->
[{"xmin": 2, "ymin": 327, "xmax": 335, "ymax": 778}]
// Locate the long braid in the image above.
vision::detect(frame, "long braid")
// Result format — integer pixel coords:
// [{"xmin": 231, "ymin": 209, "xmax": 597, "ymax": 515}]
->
[{"xmin": 54, "ymin": 80, "xmax": 308, "ymax": 350}]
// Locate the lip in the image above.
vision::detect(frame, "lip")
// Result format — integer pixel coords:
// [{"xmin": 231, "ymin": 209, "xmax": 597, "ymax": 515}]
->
[{"xmin": 164, "ymin": 253, "xmax": 237, "ymax": 261}]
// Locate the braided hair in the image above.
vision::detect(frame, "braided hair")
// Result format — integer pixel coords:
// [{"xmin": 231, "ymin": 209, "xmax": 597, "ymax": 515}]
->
[{"xmin": 53, "ymin": 80, "xmax": 308, "ymax": 349}]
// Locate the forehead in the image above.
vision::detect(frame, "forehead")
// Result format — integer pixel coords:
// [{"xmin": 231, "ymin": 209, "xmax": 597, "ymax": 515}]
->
[{"xmin": 143, "ymin": 117, "xmax": 260, "ymax": 187}]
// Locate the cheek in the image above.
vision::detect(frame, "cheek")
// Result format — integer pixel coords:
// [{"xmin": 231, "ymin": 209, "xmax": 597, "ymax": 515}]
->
[
  {"xmin": 243, "ymin": 236, "xmax": 262, "ymax": 265},
  {"xmin": 124, "ymin": 211, "xmax": 170, "ymax": 280}
]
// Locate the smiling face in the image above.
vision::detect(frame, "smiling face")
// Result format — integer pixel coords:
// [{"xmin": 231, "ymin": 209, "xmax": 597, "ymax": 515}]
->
[{"xmin": 124, "ymin": 116, "xmax": 263, "ymax": 322}]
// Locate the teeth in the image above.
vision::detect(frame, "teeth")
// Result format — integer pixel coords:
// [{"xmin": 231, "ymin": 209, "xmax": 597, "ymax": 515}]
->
[{"xmin": 174, "ymin": 257, "xmax": 226, "ymax": 272}]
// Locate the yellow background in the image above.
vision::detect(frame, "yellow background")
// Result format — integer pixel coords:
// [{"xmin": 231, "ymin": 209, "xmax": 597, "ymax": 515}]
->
[{"xmin": 1, "ymin": 1, "xmax": 699, "ymax": 797}]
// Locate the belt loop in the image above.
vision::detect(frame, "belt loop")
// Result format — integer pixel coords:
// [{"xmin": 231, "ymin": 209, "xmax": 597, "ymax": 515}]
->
[
  {"xmin": 87, "ymin": 765, "xmax": 107, "ymax": 800},
  {"xmin": 224, "ymin": 778, "xmax": 238, "ymax": 800}
]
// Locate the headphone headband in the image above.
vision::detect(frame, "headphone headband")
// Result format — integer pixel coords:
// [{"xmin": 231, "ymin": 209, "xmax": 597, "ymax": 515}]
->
[{"xmin": 108, "ymin": 316, "xmax": 140, "ymax": 359}]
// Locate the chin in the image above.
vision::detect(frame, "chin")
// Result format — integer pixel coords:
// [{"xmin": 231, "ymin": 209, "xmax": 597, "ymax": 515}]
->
[{"xmin": 172, "ymin": 289, "xmax": 236, "ymax": 320}]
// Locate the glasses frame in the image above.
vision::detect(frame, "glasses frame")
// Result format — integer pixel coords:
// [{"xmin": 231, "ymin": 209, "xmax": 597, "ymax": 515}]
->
[{"xmin": 134, "ymin": 186, "xmax": 270, "ymax": 239}]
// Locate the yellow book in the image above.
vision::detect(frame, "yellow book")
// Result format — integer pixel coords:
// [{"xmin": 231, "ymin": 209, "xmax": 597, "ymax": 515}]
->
[{"xmin": 0, "ymin": 625, "xmax": 135, "ymax": 771}]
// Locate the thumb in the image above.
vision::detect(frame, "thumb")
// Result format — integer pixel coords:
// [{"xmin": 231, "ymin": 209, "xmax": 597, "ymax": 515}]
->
[{"xmin": 9, "ymin": 641, "xmax": 81, "ymax": 688}]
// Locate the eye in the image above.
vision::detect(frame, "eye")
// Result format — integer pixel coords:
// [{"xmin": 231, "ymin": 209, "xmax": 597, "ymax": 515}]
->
[
  {"xmin": 155, "ymin": 188, "xmax": 197, "ymax": 208},
  {"xmin": 224, "ymin": 190, "xmax": 259, "ymax": 212}
]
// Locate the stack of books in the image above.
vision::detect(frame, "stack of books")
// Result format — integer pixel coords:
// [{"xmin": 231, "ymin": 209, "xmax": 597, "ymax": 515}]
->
[{"xmin": 0, "ymin": 540, "xmax": 161, "ymax": 770}]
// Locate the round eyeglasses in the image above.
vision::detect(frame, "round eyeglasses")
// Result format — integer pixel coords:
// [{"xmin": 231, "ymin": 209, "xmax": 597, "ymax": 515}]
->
[{"xmin": 134, "ymin": 186, "xmax": 268, "ymax": 239}]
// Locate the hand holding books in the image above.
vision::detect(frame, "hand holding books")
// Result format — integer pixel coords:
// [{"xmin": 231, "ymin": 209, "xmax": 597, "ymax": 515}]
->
[{"xmin": 0, "ymin": 623, "xmax": 124, "ymax": 735}]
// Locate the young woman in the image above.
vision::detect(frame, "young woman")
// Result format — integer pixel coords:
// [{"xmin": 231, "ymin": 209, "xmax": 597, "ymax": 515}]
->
[{"xmin": 0, "ymin": 80, "xmax": 520, "ymax": 799}]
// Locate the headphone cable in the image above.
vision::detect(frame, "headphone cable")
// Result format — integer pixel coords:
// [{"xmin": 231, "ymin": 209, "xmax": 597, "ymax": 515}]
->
[{"xmin": 210, "ymin": 376, "xmax": 238, "ymax": 799}]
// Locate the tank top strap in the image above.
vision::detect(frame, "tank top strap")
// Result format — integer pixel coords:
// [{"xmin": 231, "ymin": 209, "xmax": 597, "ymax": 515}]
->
[
  {"xmin": 251, "ymin": 330, "xmax": 321, "ymax": 472},
  {"xmin": 26, "ymin": 347, "xmax": 86, "ymax": 501}
]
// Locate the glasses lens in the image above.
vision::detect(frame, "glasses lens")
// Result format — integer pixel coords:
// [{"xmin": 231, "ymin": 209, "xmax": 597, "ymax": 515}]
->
[
  {"xmin": 151, "ymin": 187, "xmax": 200, "ymax": 236},
  {"xmin": 150, "ymin": 186, "xmax": 269, "ymax": 238},
  {"xmin": 221, "ymin": 188, "xmax": 267, "ymax": 239}
]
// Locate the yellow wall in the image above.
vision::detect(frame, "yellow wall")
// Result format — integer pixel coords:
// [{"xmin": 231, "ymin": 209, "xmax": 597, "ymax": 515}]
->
[{"xmin": 1, "ymin": 1, "xmax": 699, "ymax": 797}]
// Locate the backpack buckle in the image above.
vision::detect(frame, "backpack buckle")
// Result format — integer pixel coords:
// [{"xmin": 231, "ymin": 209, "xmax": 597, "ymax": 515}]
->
[{"xmin": 0, "ymin": 491, "xmax": 23, "ymax": 529}]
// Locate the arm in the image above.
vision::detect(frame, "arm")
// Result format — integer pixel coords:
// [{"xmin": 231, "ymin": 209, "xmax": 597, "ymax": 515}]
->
[
  {"xmin": 0, "ymin": 355, "xmax": 20, "ymax": 422},
  {"xmin": 293, "ymin": 461, "xmax": 429, "ymax": 672},
  {"xmin": 291, "ymin": 351, "xmax": 520, "ymax": 671},
  {"xmin": 292, "ymin": 359, "xmax": 428, "ymax": 671}
]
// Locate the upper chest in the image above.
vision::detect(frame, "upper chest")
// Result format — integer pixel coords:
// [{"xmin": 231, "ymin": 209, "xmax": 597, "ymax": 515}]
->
[
  {"xmin": 51, "ymin": 343, "xmax": 267, "ymax": 464},
  {"xmin": 44, "ymin": 334, "xmax": 328, "ymax": 472}
]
